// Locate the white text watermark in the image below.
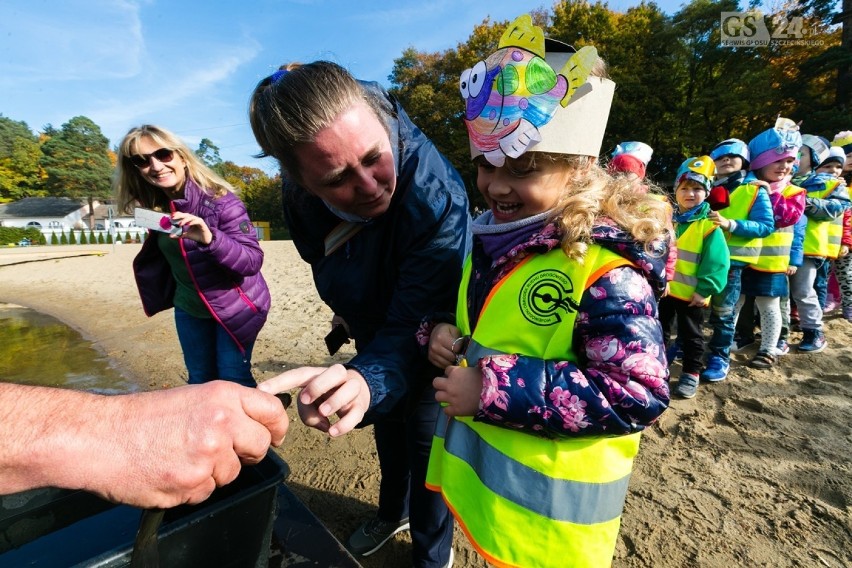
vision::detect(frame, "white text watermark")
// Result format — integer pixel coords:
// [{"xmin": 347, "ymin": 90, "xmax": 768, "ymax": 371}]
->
[{"xmin": 720, "ymin": 11, "xmax": 826, "ymax": 47}]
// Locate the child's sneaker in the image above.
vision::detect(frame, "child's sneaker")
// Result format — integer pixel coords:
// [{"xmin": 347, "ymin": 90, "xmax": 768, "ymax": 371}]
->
[
  {"xmin": 775, "ymin": 339, "xmax": 790, "ymax": 356},
  {"xmin": 675, "ymin": 373, "xmax": 699, "ymax": 399},
  {"xmin": 701, "ymin": 355, "xmax": 729, "ymax": 382},
  {"xmin": 798, "ymin": 329, "xmax": 827, "ymax": 353},
  {"xmin": 843, "ymin": 306, "xmax": 852, "ymax": 322}
]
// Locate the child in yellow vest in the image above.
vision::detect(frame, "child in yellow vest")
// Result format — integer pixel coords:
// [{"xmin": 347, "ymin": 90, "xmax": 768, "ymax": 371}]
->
[
  {"xmin": 660, "ymin": 157, "xmax": 729, "ymax": 398},
  {"xmin": 790, "ymin": 136, "xmax": 850, "ymax": 352},
  {"xmin": 422, "ymin": 15, "xmax": 671, "ymax": 568},
  {"xmin": 737, "ymin": 120, "xmax": 805, "ymax": 368}
]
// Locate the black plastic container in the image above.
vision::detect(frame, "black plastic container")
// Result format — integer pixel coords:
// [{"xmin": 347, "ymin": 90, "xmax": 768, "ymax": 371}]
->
[{"xmin": 0, "ymin": 451, "xmax": 289, "ymax": 567}]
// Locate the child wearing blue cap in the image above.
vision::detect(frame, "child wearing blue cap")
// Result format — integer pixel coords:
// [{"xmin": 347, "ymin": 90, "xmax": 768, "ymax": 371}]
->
[
  {"xmin": 789, "ymin": 134, "xmax": 851, "ymax": 351},
  {"xmin": 702, "ymin": 138, "xmax": 775, "ymax": 381},
  {"xmin": 735, "ymin": 119, "xmax": 806, "ymax": 368},
  {"xmin": 708, "ymin": 138, "xmax": 750, "ymax": 210},
  {"xmin": 660, "ymin": 157, "xmax": 729, "ymax": 398}
]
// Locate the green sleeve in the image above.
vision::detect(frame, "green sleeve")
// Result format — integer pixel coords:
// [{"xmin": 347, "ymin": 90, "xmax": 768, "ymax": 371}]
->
[{"xmin": 695, "ymin": 227, "xmax": 730, "ymax": 298}]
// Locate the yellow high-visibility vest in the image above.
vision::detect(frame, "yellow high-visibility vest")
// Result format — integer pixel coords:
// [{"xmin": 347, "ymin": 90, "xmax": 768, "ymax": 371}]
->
[
  {"xmin": 750, "ymin": 184, "xmax": 805, "ymax": 272},
  {"xmin": 427, "ymin": 244, "xmax": 640, "ymax": 568},
  {"xmin": 669, "ymin": 217, "xmax": 718, "ymax": 301},
  {"xmin": 803, "ymin": 179, "xmax": 844, "ymax": 259},
  {"xmin": 720, "ymin": 183, "xmax": 763, "ymax": 263}
]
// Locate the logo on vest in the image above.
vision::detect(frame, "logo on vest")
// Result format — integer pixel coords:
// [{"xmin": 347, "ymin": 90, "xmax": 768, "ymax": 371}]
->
[{"xmin": 519, "ymin": 269, "xmax": 579, "ymax": 326}]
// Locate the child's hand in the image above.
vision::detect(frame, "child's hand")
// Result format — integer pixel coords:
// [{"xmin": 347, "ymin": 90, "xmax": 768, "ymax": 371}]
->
[
  {"xmin": 688, "ymin": 292, "xmax": 709, "ymax": 307},
  {"xmin": 752, "ymin": 180, "xmax": 771, "ymax": 191},
  {"xmin": 787, "ymin": 265, "xmax": 798, "ymax": 275},
  {"xmin": 433, "ymin": 365, "xmax": 482, "ymax": 417},
  {"xmin": 428, "ymin": 323, "xmax": 462, "ymax": 368},
  {"xmin": 840, "ymin": 245, "xmax": 850, "ymax": 258},
  {"xmin": 707, "ymin": 210, "xmax": 731, "ymax": 231}
]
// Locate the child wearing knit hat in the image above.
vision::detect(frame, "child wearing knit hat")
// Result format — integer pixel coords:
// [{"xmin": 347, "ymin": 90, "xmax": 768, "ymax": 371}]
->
[
  {"xmin": 832, "ymin": 131, "xmax": 852, "ymax": 184},
  {"xmin": 787, "ymin": 130, "xmax": 852, "ymax": 353},
  {"xmin": 701, "ymin": 136, "xmax": 775, "ymax": 381},
  {"xmin": 733, "ymin": 119, "xmax": 806, "ymax": 369},
  {"xmin": 660, "ymin": 157, "xmax": 729, "ymax": 398},
  {"xmin": 608, "ymin": 141, "xmax": 653, "ymax": 184}
]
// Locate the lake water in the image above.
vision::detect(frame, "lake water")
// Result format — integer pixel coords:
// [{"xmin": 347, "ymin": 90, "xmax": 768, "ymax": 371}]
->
[{"xmin": 0, "ymin": 304, "xmax": 140, "ymax": 394}]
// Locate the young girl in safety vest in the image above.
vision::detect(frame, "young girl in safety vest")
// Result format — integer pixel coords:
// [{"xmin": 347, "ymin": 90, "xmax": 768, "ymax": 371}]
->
[
  {"xmin": 659, "ymin": 157, "xmax": 729, "ymax": 399},
  {"xmin": 789, "ymin": 136, "xmax": 851, "ymax": 352},
  {"xmin": 735, "ymin": 120, "xmax": 806, "ymax": 369},
  {"xmin": 419, "ymin": 15, "xmax": 670, "ymax": 568}
]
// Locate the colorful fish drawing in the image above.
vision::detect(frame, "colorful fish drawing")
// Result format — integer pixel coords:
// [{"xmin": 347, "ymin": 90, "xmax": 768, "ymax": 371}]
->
[{"xmin": 460, "ymin": 14, "xmax": 598, "ymax": 166}]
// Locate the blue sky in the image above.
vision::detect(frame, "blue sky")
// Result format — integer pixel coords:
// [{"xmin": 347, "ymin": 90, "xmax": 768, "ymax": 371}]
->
[{"xmin": 1, "ymin": 0, "xmax": 708, "ymax": 172}]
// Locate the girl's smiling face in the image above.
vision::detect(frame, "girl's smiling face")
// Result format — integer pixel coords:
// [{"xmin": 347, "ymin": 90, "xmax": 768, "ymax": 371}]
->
[
  {"xmin": 475, "ymin": 154, "xmax": 570, "ymax": 224},
  {"xmin": 757, "ymin": 157, "xmax": 796, "ymax": 183}
]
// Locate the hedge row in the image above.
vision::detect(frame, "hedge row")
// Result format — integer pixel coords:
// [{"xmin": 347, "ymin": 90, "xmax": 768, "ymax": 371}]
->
[{"xmin": 0, "ymin": 227, "xmax": 47, "ymax": 246}]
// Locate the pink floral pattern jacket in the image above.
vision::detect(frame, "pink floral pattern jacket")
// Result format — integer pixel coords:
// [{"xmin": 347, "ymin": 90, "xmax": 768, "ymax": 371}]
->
[{"xmin": 419, "ymin": 219, "xmax": 670, "ymax": 436}]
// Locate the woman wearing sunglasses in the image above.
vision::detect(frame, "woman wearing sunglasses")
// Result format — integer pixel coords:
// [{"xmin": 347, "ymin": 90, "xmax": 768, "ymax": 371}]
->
[{"xmin": 114, "ymin": 124, "xmax": 270, "ymax": 387}]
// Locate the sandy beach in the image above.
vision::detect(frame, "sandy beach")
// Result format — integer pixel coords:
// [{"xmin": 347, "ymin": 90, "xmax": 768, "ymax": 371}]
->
[{"xmin": 1, "ymin": 241, "xmax": 850, "ymax": 567}]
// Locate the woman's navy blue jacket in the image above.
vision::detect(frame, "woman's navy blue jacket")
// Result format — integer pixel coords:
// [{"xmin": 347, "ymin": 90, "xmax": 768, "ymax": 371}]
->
[{"xmin": 283, "ymin": 82, "xmax": 471, "ymax": 423}]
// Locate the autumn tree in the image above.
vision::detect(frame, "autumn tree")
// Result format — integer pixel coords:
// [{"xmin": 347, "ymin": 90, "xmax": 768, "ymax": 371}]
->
[
  {"xmin": 39, "ymin": 116, "xmax": 113, "ymax": 228},
  {"xmin": 0, "ymin": 116, "xmax": 43, "ymax": 199},
  {"xmin": 215, "ymin": 161, "xmax": 285, "ymax": 231}
]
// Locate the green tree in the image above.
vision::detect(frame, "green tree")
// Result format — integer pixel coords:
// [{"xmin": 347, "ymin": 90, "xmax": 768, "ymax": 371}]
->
[
  {"xmin": 39, "ymin": 116, "xmax": 113, "ymax": 228},
  {"xmin": 195, "ymin": 138, "xmax": 223, "ymax": 167},
  {"xmin": 0, "ymin": 115, "xmax": 43, "ymax": 199}
]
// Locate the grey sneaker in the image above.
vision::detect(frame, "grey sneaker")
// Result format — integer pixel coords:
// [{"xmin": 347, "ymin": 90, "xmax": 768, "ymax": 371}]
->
[
  {"xmin": 346, "ymin": 516, "xmax": 410, "ymax": 556},
  {"xmin": 675, "ymin": 373, "xmax": 699, "ymax": 399}
]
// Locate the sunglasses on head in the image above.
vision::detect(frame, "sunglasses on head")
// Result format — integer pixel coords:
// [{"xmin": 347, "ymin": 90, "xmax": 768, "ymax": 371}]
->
[{"xmin": 129, "ymin": 148, "xmax": 175, "ymax": 168}]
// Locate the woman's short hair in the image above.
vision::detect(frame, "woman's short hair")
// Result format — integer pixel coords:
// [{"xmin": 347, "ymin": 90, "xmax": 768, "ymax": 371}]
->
[
  {"xmin": 248, "ymin": 60, "xmax": 391, "ymax": 184},
  {"xmin": 113, "ymin": 124, "xmax": 234, "ymax": 214}
]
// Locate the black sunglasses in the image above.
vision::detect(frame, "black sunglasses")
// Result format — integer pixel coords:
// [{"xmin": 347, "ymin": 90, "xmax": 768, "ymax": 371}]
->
[{"xmin": 129, "ymin": 148, "xmax": 175, "ymax": 168}]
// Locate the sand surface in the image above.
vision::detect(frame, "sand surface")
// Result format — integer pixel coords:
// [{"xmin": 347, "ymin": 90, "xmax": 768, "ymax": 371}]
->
[{"xmin": 1, "ymin": 242, "xmax": 850, "ymax": 567}]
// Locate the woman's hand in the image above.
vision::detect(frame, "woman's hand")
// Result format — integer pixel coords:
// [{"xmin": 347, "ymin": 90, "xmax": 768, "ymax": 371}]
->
[
  {"xmin": 171, "ymin": 212, "xmax": 213, "ymax": 245},
  {"xmin": 258, "ymin": 365, "xmax": 370, "ymax": 437},
  {"xmin": 428, "ymin": 323, "xmax": 462, "ymax": 368}
]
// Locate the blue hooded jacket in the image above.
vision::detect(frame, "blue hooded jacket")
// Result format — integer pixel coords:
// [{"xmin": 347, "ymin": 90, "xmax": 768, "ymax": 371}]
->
[{"xmin": 282, "ymin": 82, "xmax": 472, "ymax": 422}]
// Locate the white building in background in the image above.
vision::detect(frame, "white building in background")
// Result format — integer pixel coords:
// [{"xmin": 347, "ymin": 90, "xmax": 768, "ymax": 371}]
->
[{"xmin": 0, "ymin": 197, "xmax": 142, "ymax": 242}]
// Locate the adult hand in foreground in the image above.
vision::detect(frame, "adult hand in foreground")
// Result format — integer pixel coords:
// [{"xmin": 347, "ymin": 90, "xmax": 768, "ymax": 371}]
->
[
  {"xmin": 0, "ymin": 381, "xmax": 288, "ymax": 509},
  {"xmin": 259, "ymin": 365, "xmax": 371, "ymax": 438}
]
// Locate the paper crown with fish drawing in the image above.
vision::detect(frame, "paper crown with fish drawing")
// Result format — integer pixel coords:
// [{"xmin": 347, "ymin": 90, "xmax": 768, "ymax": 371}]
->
[{"xmin": 461, "ymin": 14, "xmax": 615, "ymax": 166}]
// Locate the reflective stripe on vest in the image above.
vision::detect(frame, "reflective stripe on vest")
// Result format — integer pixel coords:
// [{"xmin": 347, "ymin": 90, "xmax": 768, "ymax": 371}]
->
[
  {"xmin": 750, "ymin": 185, "xmax": 804, "ymax": 272},
  {"xmin": 721, "ymin": 184, "xmax": 762, "ymax": 263},
  {"xmin": 803, "ymin": 179, "xmax": 843, "ymax": 259},
  {"xmin": 669, "ymin": 217, "xmax": 716, "ymax": 301},
  {"xmin": 427, "ymin": 244, "xmax": 640, "ymax": 568}
]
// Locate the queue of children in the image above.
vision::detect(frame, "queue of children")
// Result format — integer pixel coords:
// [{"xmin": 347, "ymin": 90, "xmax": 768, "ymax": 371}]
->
[{"xmin": 622, "ymin": 119, "xmax": 851, "ymax": 402}]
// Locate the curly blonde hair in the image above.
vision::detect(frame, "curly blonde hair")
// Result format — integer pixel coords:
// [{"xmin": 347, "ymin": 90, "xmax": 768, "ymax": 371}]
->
[
  {"xmin": 113, "ymin": 124, "xmax": 235, "ymax": 214},
  {"xmin": 526, "ymin": 153, "xmax": 670, "ymax": 261}
]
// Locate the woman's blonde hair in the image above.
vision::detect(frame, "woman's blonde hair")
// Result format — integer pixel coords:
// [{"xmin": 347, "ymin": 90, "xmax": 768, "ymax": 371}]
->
[
  {"xmin": 528, "ymin": 153, "xmax": 670, "ymax": 261},
  {"xmin": 113, "ymin": 124, "xmax": 235, "ymax": 214}
]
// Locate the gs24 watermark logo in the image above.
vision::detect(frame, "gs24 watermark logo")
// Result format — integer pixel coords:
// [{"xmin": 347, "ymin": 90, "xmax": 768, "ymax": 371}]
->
[{"xmin": 720, "ymin": 12, "xmax": 825, "ymax": 47}]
